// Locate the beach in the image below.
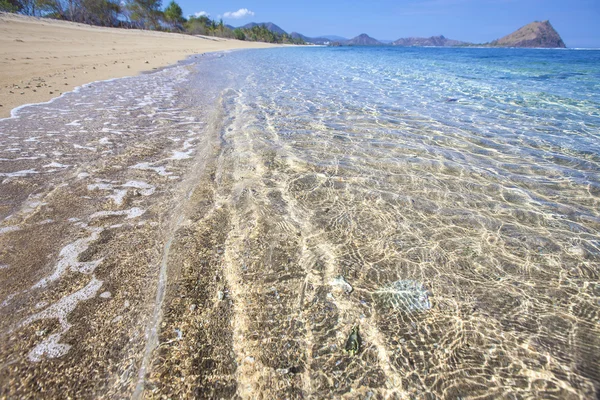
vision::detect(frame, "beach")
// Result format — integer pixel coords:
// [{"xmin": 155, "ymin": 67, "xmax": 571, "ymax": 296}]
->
[
  {"xmin": 0, "ymin": 16, "xmax": 599, "ymax": 399},
  {"xmin": 0, "ymin": 13, "xmax": 277, "ymax": 118}
]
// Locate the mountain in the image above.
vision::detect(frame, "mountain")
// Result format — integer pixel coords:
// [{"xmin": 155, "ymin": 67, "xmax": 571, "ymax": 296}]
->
[
  {"xmin": 290, "ymin": 32, "xmax": 332, "ymax": 45},
  {"xmin": 345, "ymin": 33, "xmax": 383, "ymax": 46},
  {"xmin": 393, "ymin": 35, "xmax": 468, "ymax": 47},
  {"xmin": 239, "ymin": 22, "xmax": 287, "ymax": 36},
  {"xmin": 321, "ymin": 35, "xmax": 348, "ymax": 42},
  {"xmin": 488, "ymin": 20, "xmax": 566, "ymax": 48}
]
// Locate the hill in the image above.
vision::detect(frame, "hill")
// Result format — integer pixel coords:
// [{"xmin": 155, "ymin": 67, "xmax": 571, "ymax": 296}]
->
[
  {"xmin": 393, "ymin": 35, "xmax": 468, "ymax": 47},
  {"xmin": 321, "ymin": 35, "xmax": 348, "ymax": 42},
  {"xmin": 488, "ymin": 20, "xmax": 566, "ymax": 48},
  {"xmin": 290, "ymin": 32, "xmax": 332, "ymax": 45},
  {"xmin": 345, "ymin": 33, "xmax": 382, "ymax": 46},
  {"xmin": 239, "ymin": 22, "xmax": 287, "ymax": 36}
]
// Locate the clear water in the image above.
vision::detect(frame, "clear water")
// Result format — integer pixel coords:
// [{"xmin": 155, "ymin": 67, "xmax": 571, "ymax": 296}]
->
[
  {"xmin": 1, "ymin": 47, "xmax": 599, "ymax": 398},
  {"xmin": 186, "ymin": 47, "xmax": 600, "ymax": 398}
]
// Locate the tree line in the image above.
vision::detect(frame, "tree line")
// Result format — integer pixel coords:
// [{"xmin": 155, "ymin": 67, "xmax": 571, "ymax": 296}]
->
[{"xmin": 0, "ymin": 0, "xmax": 305, "ymax": 44}]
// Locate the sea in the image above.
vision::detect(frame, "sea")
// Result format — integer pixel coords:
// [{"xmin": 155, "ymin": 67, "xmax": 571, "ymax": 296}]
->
[{"xmin": 1, "ymin": 46, "xmax": 600, "ymax": 398}]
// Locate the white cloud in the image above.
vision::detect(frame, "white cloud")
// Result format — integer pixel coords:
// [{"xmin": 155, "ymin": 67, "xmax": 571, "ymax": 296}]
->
[
  {"xmin": 191, "ymin": 11, "xmax": 210, "ymax": 18},
  {"xmin": 223, "ymin": 8, "xmax": 255, "ymax": 19}
]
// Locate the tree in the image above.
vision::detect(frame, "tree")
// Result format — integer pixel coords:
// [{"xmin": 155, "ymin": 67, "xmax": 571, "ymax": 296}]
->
[
  {"xmin": 11, "ymin": 0, "xmax": 46, "ymax": 15},
  {"xmin": 126, "ymin": 0, "xmax": 161, "ymax": 29},
  {"xmin": 0, "ymin": 0, "xmax": 20, "ymax": 12},
  {"xmin": 163, "ymin": 0, "xmax": 184, "ymax": 29},
  {"xmin": 233, "ymin": 28, "xmax": 245, "ymax": 41},
  {"xmin": 184, "ymin": 14, "xmax": 210, "ymax": 35}
]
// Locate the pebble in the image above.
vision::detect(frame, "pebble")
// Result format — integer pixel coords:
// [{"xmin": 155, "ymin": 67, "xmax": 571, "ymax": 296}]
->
[{"xmin": 217, "ymin": 290, "xmax": 224, "ymax": 301}]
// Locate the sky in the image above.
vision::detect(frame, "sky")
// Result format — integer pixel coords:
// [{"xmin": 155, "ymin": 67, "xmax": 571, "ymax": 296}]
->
[{"xmin": 176, "ymin": 0, "xmax": 600, "ymax": 48}]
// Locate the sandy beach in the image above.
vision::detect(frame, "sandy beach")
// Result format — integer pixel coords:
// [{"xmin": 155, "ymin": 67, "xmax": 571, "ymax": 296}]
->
[{"xmin": 0, "ymin": 12, "xmax": 277, "ymax": 118}]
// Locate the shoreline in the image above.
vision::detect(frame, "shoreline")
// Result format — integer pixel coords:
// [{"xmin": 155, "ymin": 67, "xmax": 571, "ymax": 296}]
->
[{"xmin": 0, "ymin": 12, "xmax": 279, "ymax": 118}]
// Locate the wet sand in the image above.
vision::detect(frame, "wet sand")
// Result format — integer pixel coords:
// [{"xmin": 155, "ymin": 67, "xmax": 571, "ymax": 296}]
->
[{"xmin": 0, "ymin": 12, "xmax": 278, "ymax": 118}]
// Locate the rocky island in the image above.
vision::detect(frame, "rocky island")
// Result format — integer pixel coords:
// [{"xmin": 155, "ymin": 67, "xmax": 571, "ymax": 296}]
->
[
  {"xmin": 487, "ymin": 20, "xmax": 566, "ymax": 48},
  {"xmin": 345, "ymin": 33, "xmax": 383, "ymax": 46}
]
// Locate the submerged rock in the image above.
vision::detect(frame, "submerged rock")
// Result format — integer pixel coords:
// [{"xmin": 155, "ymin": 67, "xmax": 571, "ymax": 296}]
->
[
  {"xmin": 330, "ymin": 275, "xmax": 353, "ymax": 294},
  {"xmin": 373, "ymin": 280, "xmax": 431, "ymax": 312},
  {"xmin": 345, "ymin": 325, "xmax": 361, "ymax": 356}
]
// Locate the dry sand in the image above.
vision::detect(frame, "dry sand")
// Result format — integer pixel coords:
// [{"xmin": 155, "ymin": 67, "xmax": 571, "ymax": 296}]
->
[{"xmin": 0, "ymin": 12, "xmax": 278, "ymax": 118}]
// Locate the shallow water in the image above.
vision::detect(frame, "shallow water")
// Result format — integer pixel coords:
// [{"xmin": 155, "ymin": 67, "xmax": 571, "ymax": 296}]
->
[
  {"xmin": 183, "ymin": 47, "xmax": 600, "ymax": 398},
  {"xmin": 1, "ymin": 47, "xmax": 599, "ymax": 398}
]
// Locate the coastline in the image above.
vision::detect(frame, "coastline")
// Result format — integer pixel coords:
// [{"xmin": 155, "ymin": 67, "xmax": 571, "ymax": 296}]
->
[
  {"xmin": 0, "ymin": 12, "xmax": 279, "ymax": 118},
  {"xmin": 0, "ymin": 35, "xmax": 598, "ymax": 397}
]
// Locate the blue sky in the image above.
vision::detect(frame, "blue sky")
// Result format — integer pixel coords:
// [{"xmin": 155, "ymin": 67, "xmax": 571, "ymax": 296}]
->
[{"xmin": 177, "ymin": 0, "xmax": 599, "ymax": 48}]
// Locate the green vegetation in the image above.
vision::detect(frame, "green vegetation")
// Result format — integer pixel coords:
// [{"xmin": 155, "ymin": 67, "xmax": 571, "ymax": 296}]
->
[
  {"xmin": 0, "ymin": 0, "xmax": 20, "ymax": 12},
  {"xmin": 163, "ymin": 0, "xmax": 184, "ymax": 30},
  {"xmin": 184, "ymin": 18, "xmax": 304, "ymax": 44},
  {"xmin": 241, "ymin": 24, "xmax": 304, "ymax": 44},
  {"xmin": 3, "ymin": 0, "xmax": 305, "ymax": 44}
]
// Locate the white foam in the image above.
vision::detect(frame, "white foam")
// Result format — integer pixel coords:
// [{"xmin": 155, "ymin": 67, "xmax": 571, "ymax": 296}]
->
[
  {"xmin": 0, "ymin": 169, "xmax": 38, "ymax": 180},
  {"xmin": 0, "ymin": 225, "xmax": 21, "ymax": 235},
  {"xmin": 169, "ymin": 150, "xmax": 194, "ymax": 160},
  {"xmin": 73, "ymin": 144, "xmax": 96, "ymax": 152},
  {"xmin": 32, "ymin": 228, "xmax": 104, "ymax": 289},
  {"xmin": 90, "ymin": 207, "xmax": 145, "ymax": 220},
  {"xmin": 122, "ymin": 180, "xmax": 155, "ymax": 196},
  {"xmin": 108, "ymin": 190, "xmax": 128, "ymax": 206},
  {"xmin": 25, "ymin": 277, "xmax": 103, "ymax": 362},
  {"xmin": 99, "ymin": 291, "xmax": 111, "ymax": 298},
  {"xmin": 130, "ymin": 162, "xmax": 171, "ymax": 176},
  {"xmin": 99, "ymin": 137, "xmax": 112, "ymax": 145},
  {"xmin": 87, "ymin": 183, "xmax": 113, "ymax": 191},
  {"xmin": 65, "ymin": 120, "xmax": 81, "ymax": 126},
  {"xmin": 0, "ymin": 293, "xmax": 16, "ymax": 308},
  {"xmin": 28, "ymin": 333, "xmax": 71, "ymax": 362},
  {"xmin": 43, "ymin": 162, "xmax": 70, "ymax": 169},
  {"xmin": 77, "ymin": 172, "xmax": 90, "ymax": 179},
  {"xmin": 0, "ymin": 264, "xmax": 8, "ymax": 269}
]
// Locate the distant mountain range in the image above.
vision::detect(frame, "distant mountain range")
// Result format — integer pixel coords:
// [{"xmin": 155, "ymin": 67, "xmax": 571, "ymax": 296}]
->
[
  {"xmin": 230, "ymin": 20, "xmax": 567, "ymax": 48},
  {"xmin": 289, "ymin": 32, "xmax": 332, "ymax": 45},
  {"xmin": 392, "ymin": 35, "xmax": 467, "ymax": 47}
]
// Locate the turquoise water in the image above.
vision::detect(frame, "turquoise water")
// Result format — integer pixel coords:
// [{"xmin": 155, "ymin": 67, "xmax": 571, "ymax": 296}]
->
[
  {"xmin": 187, "ymin": 47, "xmax": 600, "ymax": 398},
  {"xmin": 1, "ymin": 46, "xmax": 599, "ymax": 398}
]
